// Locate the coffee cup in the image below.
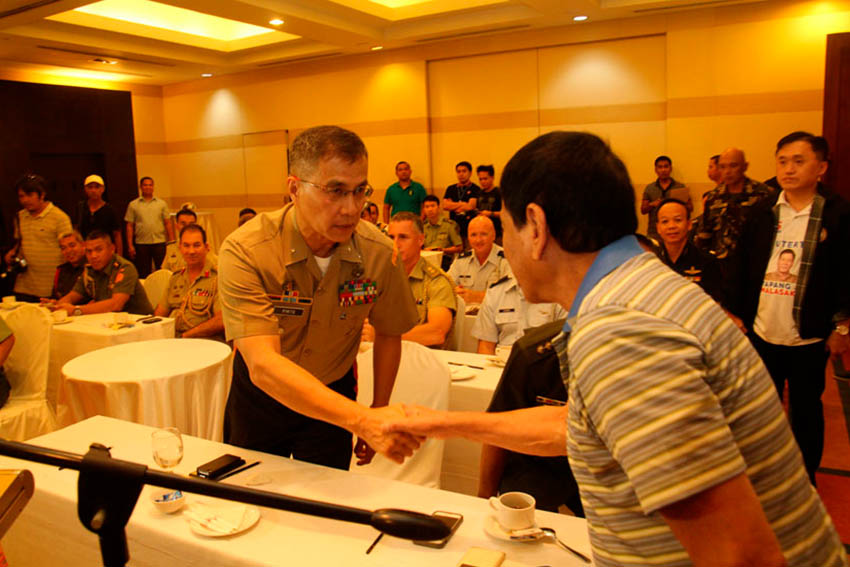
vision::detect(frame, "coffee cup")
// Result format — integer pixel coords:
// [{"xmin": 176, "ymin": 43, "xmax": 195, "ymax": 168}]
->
[
  {"xmin": 1, "ymin": 296, "xmax": 14, "ymax": 305},
  {"xmin": 52, "ymin": 310, "xmax": 67, "ymax": 323},
  {"xmin": 489, "ymin": 491, "xmax": 536, "ymax": 531},
  {"xmin": 494, "ymin": 345, "xmax": 511, "ymax": 363}
]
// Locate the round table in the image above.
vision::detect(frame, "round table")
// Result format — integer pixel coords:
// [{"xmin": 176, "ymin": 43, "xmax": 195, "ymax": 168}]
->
[{"xmin": 61, "ymin": 339, "xmax": 232, "ymax": 440}]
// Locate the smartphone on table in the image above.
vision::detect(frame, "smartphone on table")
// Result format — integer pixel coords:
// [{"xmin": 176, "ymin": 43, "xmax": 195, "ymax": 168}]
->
[{"xmin": 413, "ymin": 511, "xmax": 463, "ymax": 549}]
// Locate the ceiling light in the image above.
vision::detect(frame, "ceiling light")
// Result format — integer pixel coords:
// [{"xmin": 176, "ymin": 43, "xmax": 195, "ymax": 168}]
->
[
  {"xmin": 269, "ymin": 18, "xmax": 284, "ymax": 26},
  {"xmin": 201, "ymin": 73, "xmax": 213, "ymax": 78},
  {"xmin": 92, "ymin": 58, "xmax": 118, "ymax": 64},
  {"xmin": 371, "ymin": 46, "xmax": 383, "ymax": 51},
  {"xmin": 573, "ymin": 15, "xmax": 588, "ymax": 22}
]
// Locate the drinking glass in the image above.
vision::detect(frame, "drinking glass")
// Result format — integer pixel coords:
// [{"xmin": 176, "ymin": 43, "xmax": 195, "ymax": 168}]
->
[{"xmin": 151, "ymin": 427, "xmax": 183, "ymax": 470}]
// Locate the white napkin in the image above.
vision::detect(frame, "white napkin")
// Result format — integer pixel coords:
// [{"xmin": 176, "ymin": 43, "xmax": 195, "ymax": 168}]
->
[{"xmin": 186, "ymin": 502, "xmax": 247, "ymax": 534}]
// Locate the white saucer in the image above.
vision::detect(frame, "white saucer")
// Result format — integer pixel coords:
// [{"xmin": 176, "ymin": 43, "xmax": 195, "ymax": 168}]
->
[
  {"xmin": 52, "ymin": 319, "xmax": 73, "ymax": 325},
  {"xmin": 486, "ymin": 356, "xmax": 507, "ymax": 368},
  {"xmin": 450, "ymin": 367, "xmax": 476, "ymax": 381},
  {"xmin": 186, "ymin": 501, "xmax": 260, "ymax": 537},
  {"xmin": 483, "ymin": 515, "xmax": 543, "ymax": 543}
]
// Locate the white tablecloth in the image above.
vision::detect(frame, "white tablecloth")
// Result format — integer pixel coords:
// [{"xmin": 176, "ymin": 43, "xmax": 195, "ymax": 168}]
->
[
  {"xmin": 433, "ymin": 351, "xmax": 505, "ymax": 495},
  {"xmin": 61, "ymin": 339, "xmax": 232, "ymax": 440},
  {"xmin": 49, "ymin": 312, "xmax": 175, "ymax": 413},
  {"xmin": 0, "ymin": 416, "xmax": 592, "ymax": 566}
]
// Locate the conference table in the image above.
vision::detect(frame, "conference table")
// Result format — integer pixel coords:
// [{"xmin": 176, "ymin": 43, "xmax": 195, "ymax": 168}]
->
[
  {"xmin": 48, "ymin": 312, "xmax": 175, "ymax": 413},
  {"xmin": 0, "ymin": 416, "xmax": 593, "ymax": 566},
  {"xmin": 434, "ymin": 350, "xmax": 506, "ymax": 495},
  {"xmin": 61, "ymin": 339, "xmax": 232, "ymax": 440}
]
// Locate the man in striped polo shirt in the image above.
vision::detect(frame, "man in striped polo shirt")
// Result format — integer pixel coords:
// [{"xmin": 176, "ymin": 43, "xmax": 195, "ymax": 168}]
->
[{"xmin": 388, "ymin": 132, "xmax": 845, "ymax": 567}]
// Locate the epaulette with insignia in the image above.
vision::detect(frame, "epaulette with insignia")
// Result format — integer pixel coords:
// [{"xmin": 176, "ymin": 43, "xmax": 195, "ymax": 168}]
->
[
  {"xmin": 489, "ymin": 274, "xmax": 511, "ymax": 288},
  {"xmin": 423, "ymin": 263, "xmax": 440, "ymax": 277},
  {"xmin": 458, "ymin": 250, "xmax": 473, "ymax": 258}
]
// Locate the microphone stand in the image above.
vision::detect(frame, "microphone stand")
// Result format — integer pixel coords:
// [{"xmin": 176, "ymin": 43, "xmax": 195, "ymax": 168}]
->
[{"xmin": 0, "ymin": 439, "xmax": 449, "ymax": 567}]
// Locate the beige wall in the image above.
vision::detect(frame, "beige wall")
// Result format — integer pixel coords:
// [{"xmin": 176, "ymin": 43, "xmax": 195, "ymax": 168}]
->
[{"xmin": 9, "ymin": 0, "xmax": 846, "ymax": 240}]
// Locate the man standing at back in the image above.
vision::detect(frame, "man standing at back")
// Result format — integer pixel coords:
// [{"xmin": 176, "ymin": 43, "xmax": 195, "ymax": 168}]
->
[
  {"xmin": 388, "ymin": 131, "xmax": 845, "ymax": 567},
  {"xmin": 443, "ymin": 161, "xmax": 480, "ymax": 243},
  {"xmin": 383, "ymin": 161, "xmax": 427, "ymax": 223},
  {"xmin": 219, "ymin": 125, "xmax": 422, "ymax": 469},
  {"xmin": 640, "ymin": 155, "xmax": 691, "ymax": 242},
  {"xmin": 125, "ymin": 176, "xmax": 173, "ymax": 278},
  {"xmin": 727, "ymin": 132, "xmax": 850, "ymax": 485}
]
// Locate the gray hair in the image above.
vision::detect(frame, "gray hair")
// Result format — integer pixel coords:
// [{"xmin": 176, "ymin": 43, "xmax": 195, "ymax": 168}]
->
[
  {"xmin": 58, "ymin": 230, "xmax": 83, "ymax": 244},
  {"xmin": 390, "ymin": 211, "xmax": 423, "ymax": 235},
  {"xmin": 289, "ymin": 125, "xmax": 367, "ymax": 177}
]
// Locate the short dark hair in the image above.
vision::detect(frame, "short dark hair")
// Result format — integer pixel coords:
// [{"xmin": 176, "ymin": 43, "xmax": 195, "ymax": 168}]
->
[
  {"xmin": 15, "ymin": 173, "xmax": 48, "ymax": 198},
  {"xmin": 779, "ymin": 248, "xmax": 796, "ymax": 260},
  {"xmin": 655, "ymin": 155, "xmax": 672, "ymax": 167},
  {"xmin": 180, "ymin": 223, "xmax": 207, "ymax": 244},
  {"xmin": 656, "ymin": 198, "xmax": 690, "ymax": 220},
  {"xmin": 290, "ymin": 125, "xmax": 367, "ymax": 177},
  {"xmin": 86, "ymin": 229, "xmax": 112, "ymax": 244},
  {"xmin": 390, "ymin": 211, "xmax": 424, "ymax": 234},
  {"xmin": 238, "ymin": 207, "xmax": 256, "ymax": 217},
  {"xmin": 175, "ymin": 208, "xmax": 197, "ymax": 222},
  {"xmin": 476, "ymin": 164, "xmax": 495, "ymax": 176},
  {"xmin": 139, "ymin": 176, "xmax": 153, "ymax": 185},
  {"xmin": 456, "ymin": 161, "xmax": 472, "ymax": 172},
  {"xmin": 776, "ymin": 131, "xmax": 829, "ymax": 161},
  {"xmin": 710, "ymin": 154, "xmax": 720, "ymax": 164},
  {"xmin": 501, "ymin": 131, "xmax": 637, "ymax": 253},
  {"xmin": 423, "ymin": 194, "xmax": 440, "ymax": 206},
  {"xmin": 395, "ymin": 161, "xmax": 410, "ymax": 169}
]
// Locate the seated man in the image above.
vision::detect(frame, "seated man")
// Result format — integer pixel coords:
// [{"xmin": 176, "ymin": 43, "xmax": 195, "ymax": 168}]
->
[
  {"xmin": 653, "ymin": 198, "xmax": 724, "ymax": 306},
  {"xmin": 448, "ymin": 215, "xmax": 510, "ymax": 305},
  {"xmin": 51, "ymin": 230, "xmax": 153, "ymax": 316},
  {"xmin": 422, "ymin": 195, "xmax": 462, "ymax": 271},
  {"xmin": 161, "ymin": 208, "xmax": 218, "ymax": 272},
  {"xmin": 237, "ymin": 207, "xmax": 256, "ymax": 227},
  {"xmin": 480, "ymin": 319, "xmax": 582, "ymax": 515},
  {"xmin": 360, "ymin": 201, "xmax": 388, "ymax": 235},
  {"xmin": 51, "ymin": 231, "xmax": 86, "ymax": 299},
  {"xmin": 365, "ymin": 212, "xmax": 456, "ymax": 348},
  {"xmin": 155, "ymin": 224, "xmax": 223, "ymax": 339},
  {"xmin": 0, "ymin": 318, "xmax": 14, "ymax": 408},
  {"xmin": 472, "ymin": 271, "xmax": 566, "ymax": 354}
]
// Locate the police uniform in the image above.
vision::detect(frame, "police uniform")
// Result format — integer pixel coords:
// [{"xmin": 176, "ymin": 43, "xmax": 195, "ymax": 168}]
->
[
  {"xmin": 408, "ymin": 256, "xmax": 457, "ymax": 331},
  {"xmin": 219, "ymin": 203, "xmax": 418, "ymax": 468},
  {"xmin": 471, "ymin": 274, "xmax": 566, "ymax": 347},
  {"xmin": 159, "ymin": 258, "xmax": 221, "ymax": 338},
  {"xmin": 72, "ymin": 254, "xmax": 153, "ymax": 315},
  {"xmin": 447, "ymin": 244, "xmax": 511, "ymax": 292},
  {"xmin": 654, "ymin": 241, "xmax": 725, "ymax": 306},
  {"xmin": 486, "ymin": 319, "xmax": 582, "ymax": 514},
  {"xmin": 161, "ymin": 241, "xmax": 218, "ymax": 273}
]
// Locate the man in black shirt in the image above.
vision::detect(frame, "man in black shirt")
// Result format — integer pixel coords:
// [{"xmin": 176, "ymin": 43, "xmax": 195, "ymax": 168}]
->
[
  {"xmin": 653, "ymin": 199, "xmax": 724, "ymax": 306},
  {"xmin": 77, "ymin": 174, "xmax": 123, "ymax": 256},
  {"xmin": 442, "ymin": 161, "xmax": 480, "ymax": 242},
  {"xmin": 476, "ymin": 164, "xmax": 502, "ymax": 240}
]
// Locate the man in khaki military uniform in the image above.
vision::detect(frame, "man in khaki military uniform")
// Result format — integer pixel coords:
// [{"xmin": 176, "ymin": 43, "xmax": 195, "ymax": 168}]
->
[
  {"xmin": 161, "ymin": 208, "xmax": 218, "ymax": 272},
  {"xmin": 422, "ymin": 195, "xmax": 462, "ymax": 271},
  {"xmin": 155, "ymin": 224, "xmax": 223, "ymax": 339},
  {"xmin": 373, "ymin": 212, "xmax": 455, "ymax": 349},
  {"xmin": 448, "ymin": 215, "xmax": 511, "ymax": 304},
  {"xmin": 219, "ymin": 125, "xmax": 421, "ymax": 470},
  {"xmin": 51, "ymin": 230, "xmax": 153, "ymax": 316}
]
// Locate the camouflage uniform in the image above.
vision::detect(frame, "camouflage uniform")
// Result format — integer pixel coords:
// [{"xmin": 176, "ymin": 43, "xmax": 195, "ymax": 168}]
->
[{"xmin": 695, "ymin": 178, "xmax": 775, "ymax": 260}]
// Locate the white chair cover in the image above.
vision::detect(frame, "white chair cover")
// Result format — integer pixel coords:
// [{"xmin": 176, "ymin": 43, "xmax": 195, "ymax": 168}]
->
[
  {"xmin": 0, "ymin": 304, "xmax": 57, "ymax": 440},
  {"xmin": 350, "ymin": 341, "xmax": 450, "ymax": 488},
  {"xmin": 143, "ymin": 269, "xmax": 172, "ymax": 308}
]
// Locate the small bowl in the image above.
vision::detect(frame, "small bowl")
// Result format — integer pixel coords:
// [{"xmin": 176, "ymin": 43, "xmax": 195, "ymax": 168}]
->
[{"xmin": 151, "ymin": 489, "xmax": 186, "ymax": 514}]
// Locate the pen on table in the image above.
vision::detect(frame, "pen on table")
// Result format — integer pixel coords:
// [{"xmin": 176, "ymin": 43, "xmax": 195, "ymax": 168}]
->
[
  {"xmin": 217, "ymin": 460, "xmax": 260, "ymax": 481},
  {"xmin": 366, "ymin": 533, "xmax": 383, "ymax": 554},
  {"xmin": 447, "ymin": 361, "xmax": 485, "ymax": 370}
]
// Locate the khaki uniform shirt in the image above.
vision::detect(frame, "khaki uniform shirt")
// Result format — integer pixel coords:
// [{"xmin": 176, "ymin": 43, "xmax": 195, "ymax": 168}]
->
[
  {"xmin": 72, "ymin": 254, "xmax": 154, "ymax": 315},
  {"xmin": 423, "ymin": 217, "xmax": 461, "ymax": 250},
  {"xmin": 448, "ymin": 244, "xmax": 511, "ymax": 292},
  {"xmin": 161, "ymin": 241, "xmax": 218, "ymax": 272},
  {"xmin": 160, "ymin": 259, "xmax": 220, "ymax": 335},
  {"xmin": 219, "ymin": 203, "xmax": 418, "ymax": 385},
  {"xmin": 408, "ymin": 256, "xmax": 457, "ymax": 348}
]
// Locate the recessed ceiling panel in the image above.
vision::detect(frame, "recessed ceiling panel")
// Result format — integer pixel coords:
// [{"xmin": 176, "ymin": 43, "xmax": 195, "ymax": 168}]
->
[
  {"xmin": 331, "ymin": 0, "xmax": 509, "ymax": 21},
  {"xmin": 46, "ymin": 0, "xmax": 300, "ymax": 52}
]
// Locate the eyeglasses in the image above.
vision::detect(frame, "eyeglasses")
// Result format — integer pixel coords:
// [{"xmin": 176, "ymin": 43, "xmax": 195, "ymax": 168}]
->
[{"xmin": 294, "ymin": 177, "xmax": 373, "ymax": 203}]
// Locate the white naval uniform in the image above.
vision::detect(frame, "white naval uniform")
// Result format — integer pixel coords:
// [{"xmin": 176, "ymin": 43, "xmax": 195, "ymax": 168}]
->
[
  {"xmin": 471, "ymin": 275, "xmax": 567, "ymax": 347},
  {"xmin": 447, "ymin": 244, "xmax": 511, "ymax": 292}
]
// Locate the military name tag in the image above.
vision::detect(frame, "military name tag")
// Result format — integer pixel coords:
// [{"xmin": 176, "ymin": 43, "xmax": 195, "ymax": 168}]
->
[
  {"xmin": 268, "ymin": 292, "xmax": 312, "ymax": 317},
  {"xmin": 339, "ymin": 279, "xmax": 378, "ymax": 307},
  {"xmin": 275, "ymin": 305, "xmax": 305, "ymax": 317},
  {"xmin": 498, "ymin": 308, "xmax": 516, "ymax": 313}
]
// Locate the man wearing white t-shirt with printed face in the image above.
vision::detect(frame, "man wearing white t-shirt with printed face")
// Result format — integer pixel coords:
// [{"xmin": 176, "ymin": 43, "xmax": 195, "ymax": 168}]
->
[{"xmin": 729, "ymin": 131, "xmax": 850, "ymax": 485}]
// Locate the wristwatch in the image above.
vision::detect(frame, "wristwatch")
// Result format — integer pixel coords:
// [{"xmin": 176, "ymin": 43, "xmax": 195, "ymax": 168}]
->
[
  {"xmin": 72, "ymin": 307, "xmax": 82, "ymax": 317},
  {"xmin": 836, "ymin": 324, "xmax": 849, "ymax": 336}
]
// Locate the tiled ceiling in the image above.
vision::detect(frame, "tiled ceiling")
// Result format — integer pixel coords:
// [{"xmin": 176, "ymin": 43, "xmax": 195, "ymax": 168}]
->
[{"xmin": 0, "ymin": 0, "xmax": 762, "ymax": 86}]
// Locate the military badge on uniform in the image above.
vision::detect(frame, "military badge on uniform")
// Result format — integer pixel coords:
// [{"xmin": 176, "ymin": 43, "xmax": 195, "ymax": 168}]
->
[{"xmin": 339, "ymin": 279, "xmax": 377, "ymax": 306}]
